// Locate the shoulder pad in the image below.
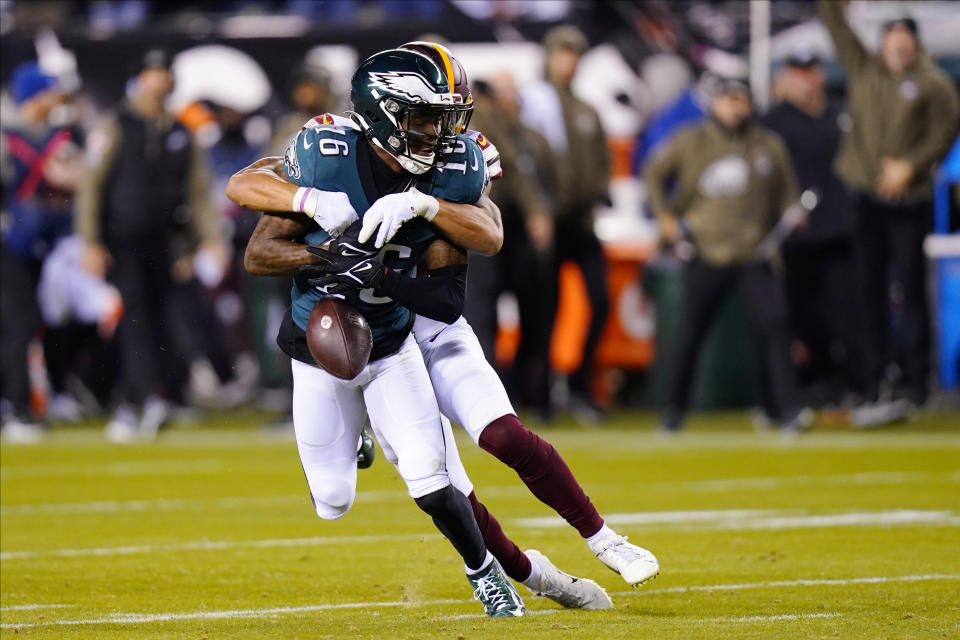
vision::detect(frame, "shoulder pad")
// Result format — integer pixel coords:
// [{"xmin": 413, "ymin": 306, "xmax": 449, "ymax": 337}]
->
[
  {"xmin": 464, "ymin": 129, "xmax": 502, "ymax": 180},
  {"xmin": 301, "ymin": 113, "xmax": 360, "ymax": 134},
  {"xmin": 284, "ymin": 118, "xmax": 358, "ymax": 187}
]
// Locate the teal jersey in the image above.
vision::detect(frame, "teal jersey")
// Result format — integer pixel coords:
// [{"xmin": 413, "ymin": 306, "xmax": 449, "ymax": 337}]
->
[{"xmin": 279, "ymin": 114, "xmax": 487, "ymax": 360}]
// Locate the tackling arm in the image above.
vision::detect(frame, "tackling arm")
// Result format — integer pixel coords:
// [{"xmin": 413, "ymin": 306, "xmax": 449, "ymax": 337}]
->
[
  {"xmin": 371, "ymin": 239, "xmax": 468, "ymax": 323},
  {"xmin": 244, "ymin": 211, "xmax": 325, "ymax": 276},
  {"xmin": 428, "ymin": 193, "xmax": 503, "ymax": 256},
  {"xmin": 225, "ymin": 156, "xmax": 297, "ymax": 212},
  {"xmin": 228, "ymin": 155, "xmax": 503, "ymax": 255}
]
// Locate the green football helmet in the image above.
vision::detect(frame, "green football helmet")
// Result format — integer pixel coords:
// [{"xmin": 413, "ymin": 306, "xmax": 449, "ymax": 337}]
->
[{"xmin": 349, "ymin": 44, "xmax": 473, "ymax": 174}]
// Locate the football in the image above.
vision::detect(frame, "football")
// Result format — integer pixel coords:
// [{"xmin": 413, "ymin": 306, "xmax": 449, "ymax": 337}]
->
[{"xmin": 306, "ymin": 298, "xmax": 373, "ymax": 380}]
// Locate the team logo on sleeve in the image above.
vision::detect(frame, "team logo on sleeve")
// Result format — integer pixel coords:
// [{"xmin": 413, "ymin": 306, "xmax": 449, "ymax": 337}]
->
[{"xmin": 284, "ymin": 138, "xmax": 302, "ymax": 179}]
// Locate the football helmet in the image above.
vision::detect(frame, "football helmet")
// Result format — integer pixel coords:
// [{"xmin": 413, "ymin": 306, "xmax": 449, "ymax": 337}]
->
[{"xmin": 349, "ymin": 43, "xmax": 473, "ymax": 174}]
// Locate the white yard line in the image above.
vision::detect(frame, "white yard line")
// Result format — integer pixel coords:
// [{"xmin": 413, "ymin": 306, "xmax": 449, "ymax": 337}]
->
[
  {"xmin": 514, "ymin": 509, "xmax": 960, "ymax": 531},
  {"xmin": 3, "ymin": 574, "xmax": 956, "ymax": 629},
  {"xmin": 5, "ymin": 470, "xmax": 956, "ymax": 517},
  {"xmin": 611, "ymin": 573, "xmax": 960, "ymax": 597},
  {"xmin": 0, "ymin": 488, "xmax": 533, "ymax": 517},
  {"xmin": 0, "ymin": 459, "xmax": 223, "ymax": 479},
  {"xmin": 0, "ymin": 532, "xmax": 443, "ymax": 561},
  {"xmin": 4, "ymin": 509, "xmax": 957, "ymax": 561},
  {"xmin": 661, "ymin": 470, "xmax": 960, "ymax": 493},
  {"xmin": 0, "ymin": 604, "xmax": 74, "ymax": 612},
  {"xmin": 708, "ymin": 612, "xmax": 843, "ymax": 623}
]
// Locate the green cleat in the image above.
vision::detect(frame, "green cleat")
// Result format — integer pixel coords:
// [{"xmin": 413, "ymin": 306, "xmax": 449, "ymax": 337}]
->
[
  {"xmin": 467, "ymin": 559, "xmax": 525, "ymax": 618},
  {"xmin": 357, "ymin": 430, "xmax": 375, "ymax": 469}
]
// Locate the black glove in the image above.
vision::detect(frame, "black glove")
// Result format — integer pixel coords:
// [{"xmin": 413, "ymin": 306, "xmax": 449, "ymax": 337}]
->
[{"xmin": 295, "ymin": 242, "xmax": 387, "ymax": 294}]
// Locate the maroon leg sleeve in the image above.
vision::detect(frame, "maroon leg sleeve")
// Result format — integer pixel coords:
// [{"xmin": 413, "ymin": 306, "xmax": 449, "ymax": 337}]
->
[
  {"xmin": 468, "ymin": 491, "xmax": 532, "ymax": 582},
  {"xmin": 478, "ymin": 414, "xmax": 605, "ymax": 539}
]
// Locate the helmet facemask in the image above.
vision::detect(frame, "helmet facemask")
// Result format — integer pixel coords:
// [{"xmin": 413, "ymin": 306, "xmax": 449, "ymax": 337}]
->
[{"xmin": 361, "ymin": 100, "xmax": 472, "ymax": 175}]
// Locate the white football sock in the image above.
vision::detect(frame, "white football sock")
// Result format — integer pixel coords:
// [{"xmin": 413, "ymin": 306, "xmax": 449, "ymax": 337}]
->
[
  {"xmin": 586, "ymin": 524, "xmax": 616, "ymax": 552},
  {"xmin": 520, "ymin": 555, "xmax": 543, "ymax": 590},
  {"xmin": 466, "ymin": 550, "xmax": 494, "ymax": 575}
]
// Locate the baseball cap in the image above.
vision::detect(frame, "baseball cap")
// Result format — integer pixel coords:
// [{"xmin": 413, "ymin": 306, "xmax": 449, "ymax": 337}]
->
[
  {"xmin": 139, "ymin": 48, "xmax": 171, "ymax": 73},
  {"xmin": 786, "ymin": 43, "xmax": 821, "ymax": 69},
  {"xmin": 882, "ymin": 16, "xmax": 919, "ymax": 39},
  {"xmin": 10, "ymin": 61, "xmax": 59, "ymax": 104}
]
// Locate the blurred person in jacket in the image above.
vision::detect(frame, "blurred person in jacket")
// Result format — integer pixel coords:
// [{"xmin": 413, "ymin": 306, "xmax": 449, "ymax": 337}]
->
[
  {"xmin": 521, "ymin": 25, "xmax": 612, "ymax": 421},
  {"xmin": 75, "ymin": 49, "xmax": 224, "ymax": 442},
  {"xmin": 762, "ymin": 47, "xmax": 868, "ymax": 405},
  {"xmin": 0, "ymin": 61, "xmax": 82, "ymax": 442},
  {"xmin": 820, "ymin": 1, "xmax": 960, "ymax": 406},
  {"xmin": 645, "ymin": 76, "xmax": 807, "ymax": 432},
  {"xmin": 269, "ymin": 60, "xmax": 338, "ymax": 155}
]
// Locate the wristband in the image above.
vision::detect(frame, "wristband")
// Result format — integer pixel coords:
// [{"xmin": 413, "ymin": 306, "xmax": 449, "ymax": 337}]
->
[{"xmin": 292, "ymin": 186, "xmax": 315, "ymax": 216}]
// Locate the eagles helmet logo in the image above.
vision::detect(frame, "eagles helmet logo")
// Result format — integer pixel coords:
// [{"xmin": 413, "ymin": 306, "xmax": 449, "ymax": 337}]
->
[{"xmin": 368, "ymin": 71, "xmax": 457, "ymax": 105}]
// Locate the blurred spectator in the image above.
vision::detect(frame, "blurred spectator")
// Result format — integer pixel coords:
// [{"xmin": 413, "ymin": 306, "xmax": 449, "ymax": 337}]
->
[
  {"xmin": 75, "ymin": 49, "xmax": 223, "ymax": 442},
  {"xmin": 762, "ymin": 47, "xmax": 867, "ymax": 405},
  {"xmin": 188, "ymin": 102, "xmax": 267, "ymax": 409},
  {"xmin": 464, "ymin": 73, "xmax": 558, "ymax": 419},
  {"xmin": 269, "ymin": 59, "xmax": 337, "ymax": 155},
  {"xmin": 520, "ymin": 25, "xmax": 611, "ymax": 421},
  {"xmin": 634, "ymin": 70, "xmax": 711, "ymax": 171},
  {"xmin": 645, "ymin": 76, "xmax": 808, "ymax": 432},
  {"xmin": 36, "ymin": 234, "xmax": 123, "ymax": 415},
  {"xmin": 255, "ymin": 56, "xmax": 344, "ymax": 408},
  {"xmin": 1, "ymin": 61, "xmax": 82, "ymax": 442},
  {"xmin": 819, "ymin": 0, "xmax": 960, "ymax": 406}
]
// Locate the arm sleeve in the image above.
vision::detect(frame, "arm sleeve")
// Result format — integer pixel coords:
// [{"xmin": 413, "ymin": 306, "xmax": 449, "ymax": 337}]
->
[
  {"xmin": 74, "ymin": 114, "xmax": 120, "ymax": 243},
  {"xmin": 818, "ymin": 0, "xmax": 868, "ymax": 74},
  {"xmin": 643, "ymin": 132, "xmax": 684, "ymax": 217},
  {"xmin": 904, "ymin": 77, "xmax": 960, "ymax": 174},
  {"xmin": 186, "ymin": 139, "xmax": 220, "ymax": 244},
  {"xmin": 375, "ymin": 264, "xmax": 467, "ymax": 324}
]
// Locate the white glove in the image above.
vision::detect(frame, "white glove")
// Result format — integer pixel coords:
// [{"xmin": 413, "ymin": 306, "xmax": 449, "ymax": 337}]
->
[
  {"xmin": 358, "ymin": 187, "xmax": 440, "ymax": 248},
  {"xmin": 291, "ymin": 187, "xmax": 359, "ymax": 237}
]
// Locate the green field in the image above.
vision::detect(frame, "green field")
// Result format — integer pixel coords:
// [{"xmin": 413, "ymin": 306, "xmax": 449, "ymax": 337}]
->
[{"xmin": 2, "ymin": 410, "xmax": 959, "ymax": 639}]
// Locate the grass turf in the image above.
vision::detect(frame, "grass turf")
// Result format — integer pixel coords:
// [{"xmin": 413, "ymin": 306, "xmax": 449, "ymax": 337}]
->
[{"xmin": 1, "ymin": 409, "xmax": 958, "ymax": 639}]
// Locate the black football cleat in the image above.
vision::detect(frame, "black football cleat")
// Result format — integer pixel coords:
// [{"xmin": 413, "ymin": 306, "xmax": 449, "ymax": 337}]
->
[{"xmin": 357, "ymin": 429, "xmax": 375, "ymax": 469}]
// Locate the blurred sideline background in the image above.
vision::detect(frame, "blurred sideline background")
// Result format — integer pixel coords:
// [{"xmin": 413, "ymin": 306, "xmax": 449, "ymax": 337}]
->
[{"xmin": 1, "ymin": 0, "xmax": 959, "ymax": 441}]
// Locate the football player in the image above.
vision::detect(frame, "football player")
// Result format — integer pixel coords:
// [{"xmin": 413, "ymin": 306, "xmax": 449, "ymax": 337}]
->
[
  {"xmin": 230, "ymin": 43, "xmax": 655, "ymax": 601},
  {"xmin": 231, "ymin": 46, "xmax": 618, "ymax": 617}
]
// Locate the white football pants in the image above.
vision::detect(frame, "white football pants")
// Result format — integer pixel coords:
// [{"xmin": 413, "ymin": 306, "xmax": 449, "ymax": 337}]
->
[
  {"xmin": 413, "ymin": 315, "xmax": 517, "ymax": 443},
  {"xmin": 291, "ymin": 334, "xmax": 472, "ymax": 520}
]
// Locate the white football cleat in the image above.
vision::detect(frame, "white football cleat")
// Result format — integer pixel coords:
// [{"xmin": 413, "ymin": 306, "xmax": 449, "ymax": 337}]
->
[
  {"xmin": 524, "ymin": 549, "xmax": 612, "ymax": 610},
  {"xmin": 592, "ymin": 535, "xmax": 659, "ymax": 586}
]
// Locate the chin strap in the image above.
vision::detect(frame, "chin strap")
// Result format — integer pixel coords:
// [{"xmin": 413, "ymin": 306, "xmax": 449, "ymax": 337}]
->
[{"xmin": 351, "ymin": 110, "xmax": 436, "ymax": 174}]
